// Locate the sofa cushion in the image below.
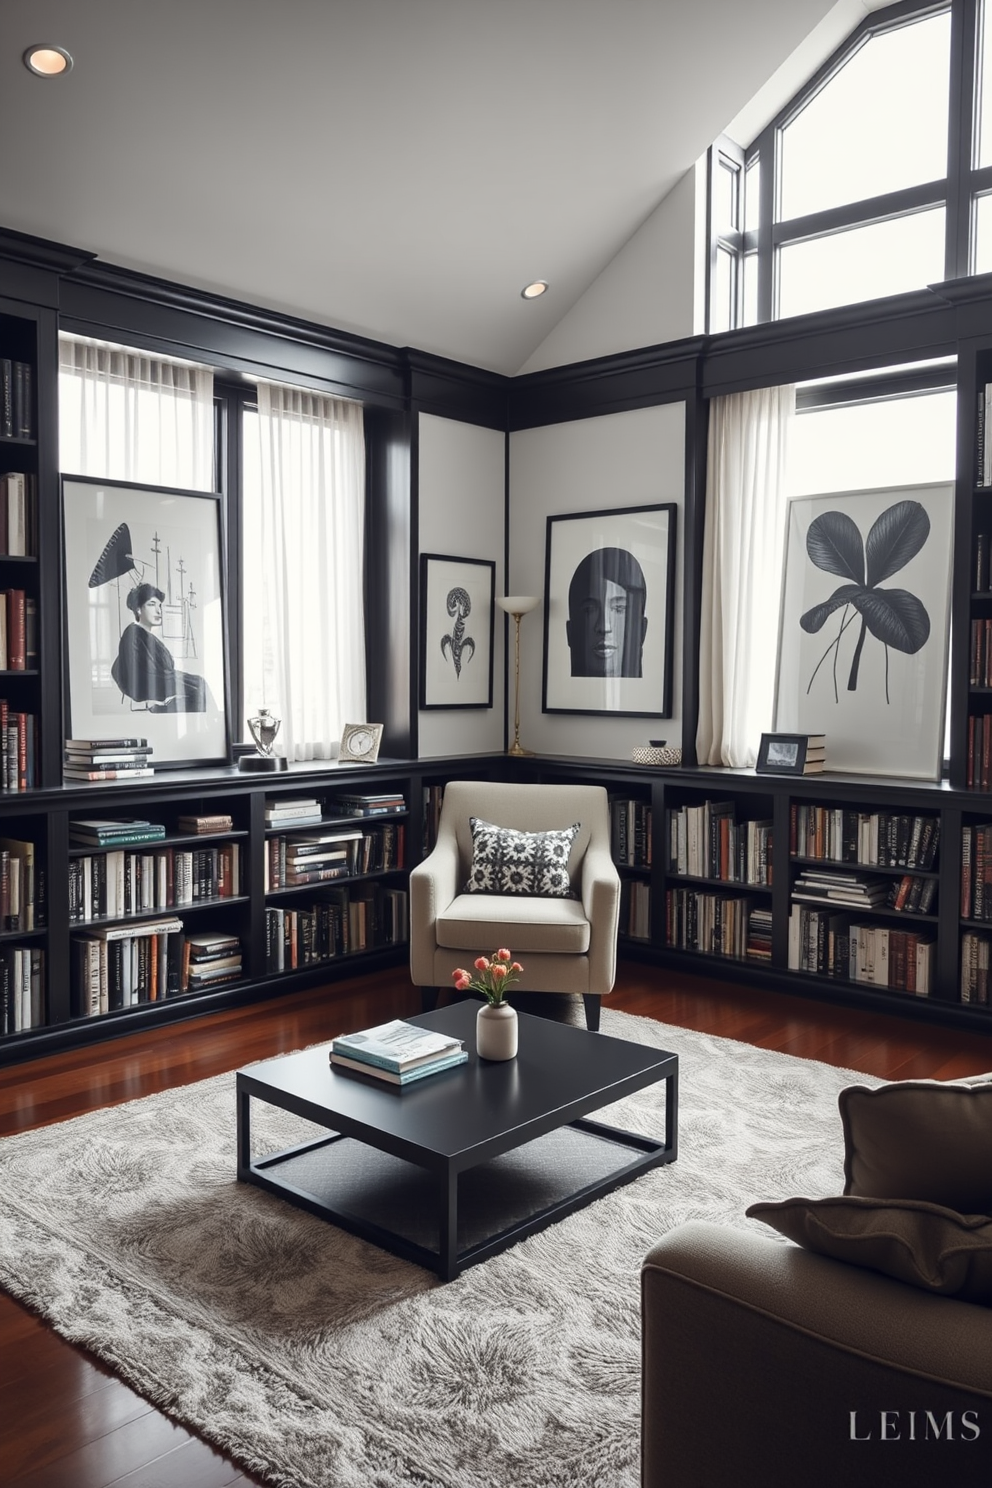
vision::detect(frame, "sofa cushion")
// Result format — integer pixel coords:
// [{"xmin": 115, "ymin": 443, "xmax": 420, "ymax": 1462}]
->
[
  {"xmin": 839, "ymin": 1078, "xmax": 992, "ymax": 1212},
  {"xmin": 464, "ymin": 817, "xmax": 580, "ymax": 897},
  {"xmin": 746, "ymin": 1195, "xmax": 992, "ymax": 1304},
  {"xmin": 436, "ymin": 893, "xmax": 591, "ymax": 954}
]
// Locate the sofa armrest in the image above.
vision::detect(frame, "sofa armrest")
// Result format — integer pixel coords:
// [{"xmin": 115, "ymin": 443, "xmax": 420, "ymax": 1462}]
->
[
  {"xmin": 408, "ymin": 837, "xmax": 460, "ymax": 986},
  {"xmin": 580, "ymin": 840, "xmax": 620, "ymax": 996},
  {"xmin": 642, "ymin": 1221, "xmax": 992, "ymax": 1488}
]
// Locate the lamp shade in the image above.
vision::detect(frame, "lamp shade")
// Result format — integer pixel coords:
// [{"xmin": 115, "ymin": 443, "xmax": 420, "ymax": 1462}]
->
[{"xmin": 496, "ymin": 594, "xmax": 540, "ymax": 616}]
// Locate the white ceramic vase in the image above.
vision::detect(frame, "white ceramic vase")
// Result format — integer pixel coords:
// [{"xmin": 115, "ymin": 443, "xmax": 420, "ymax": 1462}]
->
[{"xmin": 476, "ymin": 1001, "xmax": 518, "ymax": 1061}]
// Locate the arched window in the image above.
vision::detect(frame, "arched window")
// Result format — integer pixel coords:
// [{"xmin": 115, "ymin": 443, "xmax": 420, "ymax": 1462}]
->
[{"xmin": 708, "ymin": 0, "xmax": 992, "ymax": 330}]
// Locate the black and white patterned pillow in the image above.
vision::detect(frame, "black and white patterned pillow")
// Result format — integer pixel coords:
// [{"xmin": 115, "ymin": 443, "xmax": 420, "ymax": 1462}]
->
[{"xmin": 464, "ymin": 816, "xmax": 580, "ymax": 897}]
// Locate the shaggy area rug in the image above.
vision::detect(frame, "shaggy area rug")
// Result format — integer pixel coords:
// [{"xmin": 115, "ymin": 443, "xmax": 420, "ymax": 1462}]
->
[{"xmin": 0, "ymin": 1009, "xmax": 876, "ymax": 1488}]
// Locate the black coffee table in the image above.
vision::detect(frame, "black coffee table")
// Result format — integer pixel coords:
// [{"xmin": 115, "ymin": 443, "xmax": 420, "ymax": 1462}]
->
[{"xmin": 236, "ymin": 1001, "xmax": 678, "ymax": 1280}]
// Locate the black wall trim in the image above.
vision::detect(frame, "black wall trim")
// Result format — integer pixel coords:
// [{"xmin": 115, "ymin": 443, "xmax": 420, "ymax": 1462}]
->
[
  {"xmin": 508, "ymin": 337, "xmax": 704, "ymax": 430},
  {"xmin": 701, "ymin": 288, "xmax": 957, "ymax": 396},
  {"xmin": 405, "ymin": 349, "xmax": 508, "ymax": 429}
]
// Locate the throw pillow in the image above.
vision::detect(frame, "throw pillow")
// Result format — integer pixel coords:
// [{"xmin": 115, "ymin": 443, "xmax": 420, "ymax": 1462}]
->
[
  {"xmin": 464, "ymin": 817, "xmax": 580, "ymax": 897},
  {"xmin": 839, "ymin": 1079, "xmax": 992, "ymax": 1213},
  {"xmin": 746, "ymin": 1194, "xmax": 992, "ymax": 1304}
]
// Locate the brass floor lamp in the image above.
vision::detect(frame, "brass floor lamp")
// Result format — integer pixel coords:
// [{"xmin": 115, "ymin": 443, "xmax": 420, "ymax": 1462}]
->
[{"xmin": 496, "ymin": 594, "xmax": 540, "ymax": 757}]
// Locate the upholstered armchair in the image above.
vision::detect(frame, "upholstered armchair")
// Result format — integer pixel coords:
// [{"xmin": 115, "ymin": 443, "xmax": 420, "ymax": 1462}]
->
[
  {"xmin": 409, "ymin": 780, "xmax": 620, "ymax": 1030},
  {"xmin": 642, "ymin": 1076, "xmax": 992, "ymax": 1487}
]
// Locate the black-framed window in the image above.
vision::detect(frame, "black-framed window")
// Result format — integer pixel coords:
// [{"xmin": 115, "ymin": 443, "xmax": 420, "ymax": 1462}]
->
[{"xmin": 707, "ymin": 0, "xmax": 992, "ymax": 330}]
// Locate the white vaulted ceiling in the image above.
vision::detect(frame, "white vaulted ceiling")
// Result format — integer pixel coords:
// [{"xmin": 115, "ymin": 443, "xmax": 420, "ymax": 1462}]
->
[{"xmin": 1, "ymin": 0, "xmax": 853, "ymax": 373}]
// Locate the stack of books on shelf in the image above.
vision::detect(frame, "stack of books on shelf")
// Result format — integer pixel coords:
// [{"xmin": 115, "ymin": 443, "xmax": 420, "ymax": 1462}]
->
[
  {"xmin": 183, "ymin": 933, "xmax": 242, "ymax": 993},
  {"xmin": 266, "ymin": 827, "xmax": 363, "ymax": 890},
  {"xmin": 177, "ymin": 812, "xmax": 234, "ymax": 835},
  {"xmin": 0, "ymin": 835, "xmax": 40, "ymax": 931},
  {"xmin": 264, "ymin": 883, "xmax": 408, "ymax": 971},
  {"xmin": 886, "ymin": 873, "xmax": 937, "ymax": 915},
  {"xmin": 0, "ymin": 358, "xmax": 32, "ymax": 439},
  {"xmin": 0, "ymin": 471, "xmax": 36, "ymax": 555},
  {"xmin": 63, "ymin": 738, "xmax": 154, "ymax": 782},
  {"xmin": 609, "ymin": 795, "xmax": 652, "ymax": 867},
  {"xmin": 329, "ymin": 1018, "xmax": 467, "ymax": 1086},
  {"xmin": 966, "ymin": 713, "xmax": 992, "ymax": 790},
  {"xmin": 0, "ymin": 588, "xmax": 37, "ymax": 669},
  {"xmin": 791, "ymin": 869, "xmax": 890, "ymax": 908},
  {"xmin": 70, "ymin": 818, "xmax": 167, "ymax": 850},
  {"xmin": 0, "ymin": 945, "xmax": 44, "ymax": 1034},
  {"xmin": 331, "ymin": 790, "xmax": 406, "ymax": 817},
  {"xmin": 0, "ymin": 701, "xmax": 37, "ymax": 791},
  {"xmin": 747, "ymin": 906, "xmax": 773, "ymax": 961},
  {"xmin": 970, "ymin": 616, "xmax": 992, "ymax": 687},
  {"xmin": 264, "ymin": 797, "xmax": 323, "ymax": 829},
  {"xmin": 665, "ymin": 886, "xmax": 754, "ymax": 959},
  {"xmin": 960, "ymin": 821, "xmax": 992, "ymax": 920}
]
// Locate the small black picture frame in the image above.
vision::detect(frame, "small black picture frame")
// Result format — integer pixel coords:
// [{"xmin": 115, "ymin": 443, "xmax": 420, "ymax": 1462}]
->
[
  {"xmin": 419, "ymin": 553, "xmax": 495, "ymax": 710},
  {"xmin": 755, "ymin": 732, "xmax": 821, "ymax": 775}
]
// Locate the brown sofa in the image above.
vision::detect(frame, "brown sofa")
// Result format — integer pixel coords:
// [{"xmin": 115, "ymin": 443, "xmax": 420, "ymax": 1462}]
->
[{"xmin": 643, "ymin": 1077, "xmax": 992, "ymax": 1486}]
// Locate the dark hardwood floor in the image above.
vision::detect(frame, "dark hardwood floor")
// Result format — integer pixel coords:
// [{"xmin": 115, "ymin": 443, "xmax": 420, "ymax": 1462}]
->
[{"xmin": 2, "ymin": 961, "xmax": 991, "ymax": 1487}]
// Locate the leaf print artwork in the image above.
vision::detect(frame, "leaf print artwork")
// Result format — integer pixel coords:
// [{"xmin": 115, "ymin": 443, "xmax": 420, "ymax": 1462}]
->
[
  {"xmin": 800, "ymin": 500, "xmax": 931, "ymax": 704},
  {"xmin": 440, "ymin": 586, "xmax": 476, "ymax": 679}
]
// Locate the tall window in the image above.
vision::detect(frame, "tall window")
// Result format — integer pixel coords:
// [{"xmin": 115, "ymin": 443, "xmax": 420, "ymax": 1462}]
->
[
  {"xmin": 707, "ymin": 0, "xmax": 992, "ymax": 328},
  {"xmin": 241, "ymin": 383, "xmax": 366, "ymax": 761}
]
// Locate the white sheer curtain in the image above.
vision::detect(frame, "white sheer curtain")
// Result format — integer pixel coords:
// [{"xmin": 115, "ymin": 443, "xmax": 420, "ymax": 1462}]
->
[
  {"xmin": 58, "ymin": 335, "xmax": 215, "ymax": 490},
  {"xmin": 696, "ymin": 384, "xmax": 795, "ymax": 767},
  {"xmin": 243, "ymin": 381, "xmax": 366, "ymax": 760}
]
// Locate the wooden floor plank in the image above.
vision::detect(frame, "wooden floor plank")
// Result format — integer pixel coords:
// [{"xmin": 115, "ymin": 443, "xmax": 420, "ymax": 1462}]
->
[{"xmin": 2, "ymin": 959, "xmax": 992, "ymax": 1487}]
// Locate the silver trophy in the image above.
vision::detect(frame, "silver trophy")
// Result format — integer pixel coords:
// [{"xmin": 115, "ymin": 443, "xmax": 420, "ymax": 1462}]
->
[{"xmin": 238, "ymin": 707, "xmax": 287, "ymax": 771}]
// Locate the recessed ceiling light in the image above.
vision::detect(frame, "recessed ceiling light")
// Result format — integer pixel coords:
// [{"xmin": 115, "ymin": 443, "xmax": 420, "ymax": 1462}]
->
[
  {"xmin": 521, "ymin": 281, "xmax": 548, "ymax": 300},
  {"xmin": 23, "ymin": 44, "xmax": 73, "ymax": 77}
]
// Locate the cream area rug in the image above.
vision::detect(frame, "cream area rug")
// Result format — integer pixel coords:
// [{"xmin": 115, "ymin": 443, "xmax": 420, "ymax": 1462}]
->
[{"xmin": 0, "ymin": 1008, "xmax": 877, "ymax": 1488}]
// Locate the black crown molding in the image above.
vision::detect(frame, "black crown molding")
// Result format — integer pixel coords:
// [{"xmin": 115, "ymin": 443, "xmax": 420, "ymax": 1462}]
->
[
  {"xmin": 508, "ymin": 335, "xmax": 705, "ymax": 430},
  {"xmin": 403, "ymin": 348, "xmax": 508, "ymax": 430}
]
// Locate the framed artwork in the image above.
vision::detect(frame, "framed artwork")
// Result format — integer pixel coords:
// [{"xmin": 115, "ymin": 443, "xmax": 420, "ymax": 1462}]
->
[
  {"xmin": 773, "ymin": 481, "xmax": 954, "ymax": 780},
  {"xmin": 755, "ymin": 732, "xmax": 824, "ymax": 776},
  {"xmin": 62, "ymin": 475, "xmax": 230, "ymax": 767},
  {"xmin": 419, "ymin": 554, "xmax": 495, "ymax": 710},
  {"xmin": 543, "ymin": 503, "xmax": 676, "ymax": 717}
]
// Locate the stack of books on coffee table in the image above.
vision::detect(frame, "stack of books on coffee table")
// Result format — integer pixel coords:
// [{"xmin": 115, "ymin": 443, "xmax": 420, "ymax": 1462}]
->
[{"xmin": 329, "ymin": 1018, "xmax": 467, "ymax": 1085}]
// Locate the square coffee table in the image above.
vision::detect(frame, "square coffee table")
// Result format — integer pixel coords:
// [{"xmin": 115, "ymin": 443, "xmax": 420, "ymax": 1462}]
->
[{"xmin": 236, "ymin": 1000, "xmax": 678, "ymax": 1281}]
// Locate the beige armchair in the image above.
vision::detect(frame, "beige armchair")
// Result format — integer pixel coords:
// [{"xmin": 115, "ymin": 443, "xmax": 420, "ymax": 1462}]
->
[{"xmin": 409, "ymin": 780, "xmax": 620, "ymax": 1030}]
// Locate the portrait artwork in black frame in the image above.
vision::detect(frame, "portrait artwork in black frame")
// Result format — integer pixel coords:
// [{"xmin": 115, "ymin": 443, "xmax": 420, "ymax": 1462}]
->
[
  {"xmin": 542, "ymin": 503, "xmax": 676, "ymax": 718},
  {"xmin": 61, "ymin": 474, "xmax": 232, "ymax": 768},
  {"xmin": 419, "ymin": 553, "xmax": 496, "ymax": 710}
]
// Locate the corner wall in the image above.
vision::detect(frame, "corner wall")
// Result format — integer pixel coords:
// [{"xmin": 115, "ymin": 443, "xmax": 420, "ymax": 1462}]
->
[
  {"xmin": 507, "ymin": 402, "xmax": 686, "ymax": 760},
  {"xmin": 416, "ymin": 413, "xmax": 506, "ymax": 758}
]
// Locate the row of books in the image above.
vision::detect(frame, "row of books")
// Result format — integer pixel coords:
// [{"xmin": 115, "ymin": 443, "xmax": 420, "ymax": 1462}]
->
[
  {"xmin": 609, "ymin": 795, "xmax": 652, "ymax": 867},
  {"xmin": 966, "ymin": 712, "xmax": 992, "ymax": 791},
  {"xmin": 886, "ymin": 873, "xmax": 938, "ymax": 915},
  {"xmin": 664, "ymin": 887, "xmax": 758, "ymax": 960},
  {"xmin": 788, "ymin": 905, "xmax": 933, "ymax": 994},
  {"xmin": 0, "ymin": 836, "xmax": 40, "ymax": 931},
  {"xmin": 0, "ymin": 359, "xmax": 32, "ymax": 440},
  {"xmin": 70, "ymin": 922, "xmax": 242, "ymax": 1015},
  {"xmin": 620, "ymin": 878, "xmax": 650, "ymax": 939},
  {"xmin": 960, "ymin": 822, "xmax": 992, "ymax": 920},
  {"xmin": 265, "ymin": 822, "xmax": 404, "ymax": 890},
  {"xmin": 64, "ymin": 738, "xmax": 154, "ymax": 783},
  {"xmin": 0, "ymin": 589, "xmax": 35, "ymax": 671},
  {"xmin": 961, "ymin": 930, "xmax": 991, "ymax": 1003},
  {"xmin": 970, "ymin": 617, "xmax": 992, "ymax": 688},
  {"xmin": 264, "ymin": 884, "xmax": 409, "ymax": 971},
  {"xmin": 789, "ymin": 804, "xmax": 939, "ymax": 870},
  {"xmin": 0, "ymin": 703, "xmax": 37, "ymax": 793},
  {"xmin": 330, "ymin": 1018, "xmax": 467, "ymax": 1086},
  {"xmin": 68, "ymin": 843, "xmax": 242, "ymax": 923},
  {"xmin": 0, "ymin": 947, "xmax": 44, "ymax": 1034},
  {"xmin": 975, "ymin": 530, "xmax": 992, "ymax": 591},
  {"xmin": 0, "ymin": 471, "xmax": 36, "ymax": 556},
  {"xmin": 667, "ymin": 801, "xmax": 773, "ymax": 885}
]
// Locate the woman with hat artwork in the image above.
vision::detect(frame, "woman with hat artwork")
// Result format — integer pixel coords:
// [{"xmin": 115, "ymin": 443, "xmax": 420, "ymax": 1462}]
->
[{"xmin": 112, "ymin": 581, "xmax": 207, "ymax": 713}]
